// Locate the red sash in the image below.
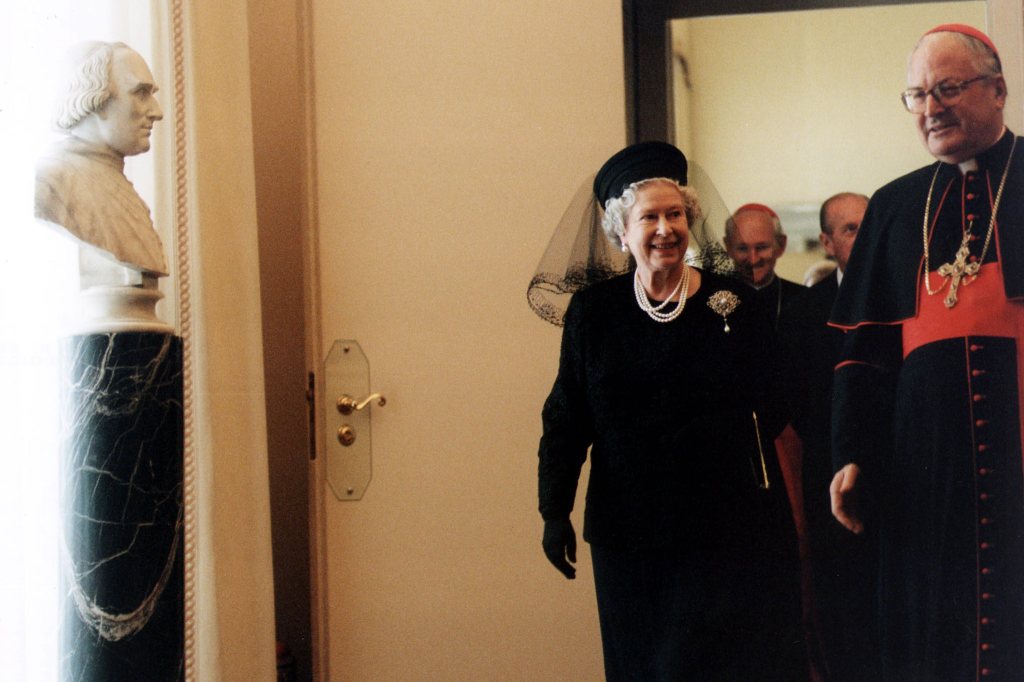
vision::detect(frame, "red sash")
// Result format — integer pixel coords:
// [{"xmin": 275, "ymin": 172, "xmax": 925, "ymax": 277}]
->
[
  {"xmin": 904, "ymin": 262, "xmax": 1024, "ymax": 466},
  {"xmin": 905, "ymin": 263, "xmax": 1022, "ymax": 357}
]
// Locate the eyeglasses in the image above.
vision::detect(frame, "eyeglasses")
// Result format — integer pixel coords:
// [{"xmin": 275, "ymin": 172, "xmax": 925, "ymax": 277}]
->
[{"xmin": 900, "ymin": 75, "xmax": 991, "ymax": 113}]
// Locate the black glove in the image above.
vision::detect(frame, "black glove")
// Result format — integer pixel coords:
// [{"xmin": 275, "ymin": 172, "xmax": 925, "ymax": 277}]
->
[{"xmin": 542, "ymin": 518, "xmax": 577, "ymax": 579}]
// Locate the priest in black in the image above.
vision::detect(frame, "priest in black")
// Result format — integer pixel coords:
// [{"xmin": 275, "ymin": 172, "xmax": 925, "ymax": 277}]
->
[
  {"xmin": 538, "ymin": 142, "xmax": 806, "ymax": 680},
  {"xmin": 724, "ymin": 203, "xmax": 805, "ymax": 331},
  {"xmin": 829, "ymin": 25, "xmax": 1024, "ymax": 681}
]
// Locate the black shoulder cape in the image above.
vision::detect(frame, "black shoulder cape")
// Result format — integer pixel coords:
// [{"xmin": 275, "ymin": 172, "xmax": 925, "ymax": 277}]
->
[{"xmin": 830, "ymin": 130, "xmax": 1024, "ymax": 328}]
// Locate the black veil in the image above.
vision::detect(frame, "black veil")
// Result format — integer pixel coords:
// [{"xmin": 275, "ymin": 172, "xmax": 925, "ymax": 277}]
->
[{"xmin": 527, "ymin": 160, "xmax": 734, "ymax": 326}]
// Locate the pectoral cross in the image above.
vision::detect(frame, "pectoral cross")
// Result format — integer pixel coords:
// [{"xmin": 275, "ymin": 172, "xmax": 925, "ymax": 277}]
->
[{"xmin": 936, "ymin": 231, "xmax": 980, "ymax": 308}]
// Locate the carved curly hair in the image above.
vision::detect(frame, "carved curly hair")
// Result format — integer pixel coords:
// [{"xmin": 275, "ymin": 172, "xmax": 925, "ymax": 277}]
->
[{"xmin": 54, "ymin": 41, "xmax": 130, "ymax": 131}]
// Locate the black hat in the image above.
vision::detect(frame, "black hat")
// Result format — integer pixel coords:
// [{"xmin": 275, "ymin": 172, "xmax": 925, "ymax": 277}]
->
[{"xmin": 593, "ymin": 141, "xmax": 688, "ymax": 207}]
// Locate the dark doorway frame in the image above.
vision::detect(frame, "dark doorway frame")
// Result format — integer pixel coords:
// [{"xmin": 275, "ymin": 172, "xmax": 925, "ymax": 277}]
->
[{"xmin": 623, "ymin": 0, "xmax": 968, "ymax": 142}]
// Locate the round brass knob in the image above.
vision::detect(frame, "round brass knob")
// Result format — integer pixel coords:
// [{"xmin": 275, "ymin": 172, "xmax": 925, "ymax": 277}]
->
[{"xmin": 337, "ymin": 425, "xmax": 356, "ymax": 446}]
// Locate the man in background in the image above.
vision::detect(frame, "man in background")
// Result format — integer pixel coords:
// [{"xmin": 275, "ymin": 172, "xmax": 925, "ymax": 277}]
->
[
  {"xmin": 780, "ymin": 191, "xmax": 874, "ymax": 681},
  {"xmin": 724, "ymin": 203, "xmax": 804, "ymax": 330}
]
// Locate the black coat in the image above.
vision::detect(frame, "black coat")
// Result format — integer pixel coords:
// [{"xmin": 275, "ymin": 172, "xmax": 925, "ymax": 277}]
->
[
  {"xmin": 538, "ymin": 268, "xmax": 807, "ymax": 680},
  {"xmin": 779, "ymin": 271, "xmax": 880, "ymax": 681},
  {"xmin": 538, "ymin": 269, "xmax": 795, "ymax": 557},
  {"xmin": 750, "ymin": 275, "xmax": 807, "ymax": 332}
]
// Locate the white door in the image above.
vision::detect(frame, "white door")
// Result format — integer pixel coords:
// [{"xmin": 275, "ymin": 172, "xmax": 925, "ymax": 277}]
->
[{"xmin": 304, "ymin": 2, "xmax": 623, "ymax": 679}]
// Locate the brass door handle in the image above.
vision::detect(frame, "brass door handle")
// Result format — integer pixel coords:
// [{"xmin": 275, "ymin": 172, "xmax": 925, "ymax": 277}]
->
[
  {"xmin": 323, "ymin": 340, "xmax": 384, "ymax": 500},
  {"xmin": 336, "ymin": 392, "xmax": 386, "ymax": 415}
]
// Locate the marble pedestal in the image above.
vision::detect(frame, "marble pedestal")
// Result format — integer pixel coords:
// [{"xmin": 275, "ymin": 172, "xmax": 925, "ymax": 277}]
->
[{"xmin": 59, "ymin": 331, "xmax": 183, "ymax": 680}]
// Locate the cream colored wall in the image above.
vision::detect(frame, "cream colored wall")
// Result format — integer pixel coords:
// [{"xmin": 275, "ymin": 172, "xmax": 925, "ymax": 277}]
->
[
  {"xmin": 674, "ymin": 2, "xmax": 987, "ymax": 283},
  {"xmin": 682, "ymin": 2, "xmax": 988, "ymax": 206}
]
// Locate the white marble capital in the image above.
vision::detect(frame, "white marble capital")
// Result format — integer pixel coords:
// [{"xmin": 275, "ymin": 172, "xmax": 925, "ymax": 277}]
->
[{"xmin": 72, "ymin": 285, "xmax": 174, "ymax": 334}]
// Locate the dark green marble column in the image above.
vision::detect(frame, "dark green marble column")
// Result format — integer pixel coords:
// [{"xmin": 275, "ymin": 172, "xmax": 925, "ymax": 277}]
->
[{"xmin": 59, "ymin": 331, "xmax": 183, "ymax": 680}]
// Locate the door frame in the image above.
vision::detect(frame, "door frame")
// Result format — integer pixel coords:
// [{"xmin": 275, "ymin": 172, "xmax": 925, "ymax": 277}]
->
[{"xmin": 623, "ymin": 0, "xmax": 1024, "ymax": 142}]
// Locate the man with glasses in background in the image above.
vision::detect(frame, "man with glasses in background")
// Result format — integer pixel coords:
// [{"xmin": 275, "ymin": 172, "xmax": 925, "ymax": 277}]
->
[{"xmin": 829, "ymin": 24, "xmax": 1024, "ymax": 680}]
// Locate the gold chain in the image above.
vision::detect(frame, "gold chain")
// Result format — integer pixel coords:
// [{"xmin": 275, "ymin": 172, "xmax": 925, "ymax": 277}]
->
[{"xmin": 922, "ymin": 136, "xmax": 1017, "ymax": 295}]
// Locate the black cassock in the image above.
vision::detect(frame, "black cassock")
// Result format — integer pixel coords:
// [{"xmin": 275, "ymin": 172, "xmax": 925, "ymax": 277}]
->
[
  {"xmin": 831, "ymin": 130, "xmax": 1024, "ymax": 680},
  {"xmin": 780, "ymin": 271, "xmax": 879, "ymax": 682}
]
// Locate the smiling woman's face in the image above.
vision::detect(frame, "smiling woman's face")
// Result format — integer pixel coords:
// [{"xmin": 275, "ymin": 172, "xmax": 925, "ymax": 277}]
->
[{"xmin": 621, "ymin": 181, "xmax": 689, "ymax": 280}]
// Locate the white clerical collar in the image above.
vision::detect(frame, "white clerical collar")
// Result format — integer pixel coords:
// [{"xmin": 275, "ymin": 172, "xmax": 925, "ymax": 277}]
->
[
  {"xmin": 751, "ymin": 274, "xmax": 776, "ymax": 291},
  {"xmin": 836, "ymin": 267, "xmax": 844, "ymax": 286}
]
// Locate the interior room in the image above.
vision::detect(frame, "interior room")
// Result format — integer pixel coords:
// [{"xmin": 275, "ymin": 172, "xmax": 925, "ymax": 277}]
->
[{"xmin": 2, "ymin": 0, "xmax": 1020, "ymax": 679}]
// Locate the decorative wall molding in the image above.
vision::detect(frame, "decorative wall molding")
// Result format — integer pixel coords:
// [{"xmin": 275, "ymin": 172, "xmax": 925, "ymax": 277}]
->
[{"xmin": 169, "ymin": 0, "xmax": 197, "ymax": 678}]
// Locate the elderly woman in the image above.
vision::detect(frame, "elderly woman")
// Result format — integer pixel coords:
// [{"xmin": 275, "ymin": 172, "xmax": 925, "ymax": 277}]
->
[{"xmin": 537, "ymin": 142, "xmax": 806, "ymax": 680}]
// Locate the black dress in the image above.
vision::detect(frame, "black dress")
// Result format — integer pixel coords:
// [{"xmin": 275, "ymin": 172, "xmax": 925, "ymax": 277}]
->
[{"xmin": 538, "ymin": 269, "xmax": 806, "ymax": 681}]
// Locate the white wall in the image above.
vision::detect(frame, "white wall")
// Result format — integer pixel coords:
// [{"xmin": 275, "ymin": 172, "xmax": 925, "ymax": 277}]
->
[{"xmin": 676, "ymin": 2, "xmax": 988, "ymax": 208}]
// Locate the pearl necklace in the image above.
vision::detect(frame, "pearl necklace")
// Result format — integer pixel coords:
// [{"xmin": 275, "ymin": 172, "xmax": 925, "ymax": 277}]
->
[{"xmin": 634, "ymin": 266, "xmax": 691, "ymax": 323}]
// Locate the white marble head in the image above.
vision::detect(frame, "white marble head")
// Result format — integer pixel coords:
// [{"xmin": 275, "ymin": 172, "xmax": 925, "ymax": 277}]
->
[{"xmin": 55, "ymin": 41, "xmax": 163, "ymax": 158}]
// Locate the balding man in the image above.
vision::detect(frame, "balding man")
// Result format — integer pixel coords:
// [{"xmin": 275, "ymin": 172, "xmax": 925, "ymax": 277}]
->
[{"xmin": 724, "ymin": 203, "xmax": 804, "ymax": 330}]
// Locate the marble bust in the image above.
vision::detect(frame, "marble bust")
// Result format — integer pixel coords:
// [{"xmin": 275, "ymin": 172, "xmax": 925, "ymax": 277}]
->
[{"xmin": 35, "ymin": 41, "xmax": 167, "ymax": 289}]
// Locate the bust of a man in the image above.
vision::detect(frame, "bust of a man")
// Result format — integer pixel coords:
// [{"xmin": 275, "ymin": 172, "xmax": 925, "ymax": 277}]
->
[{"xmin": 35, "ymin": 41, "xmax": 167, "ymax": 288}]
